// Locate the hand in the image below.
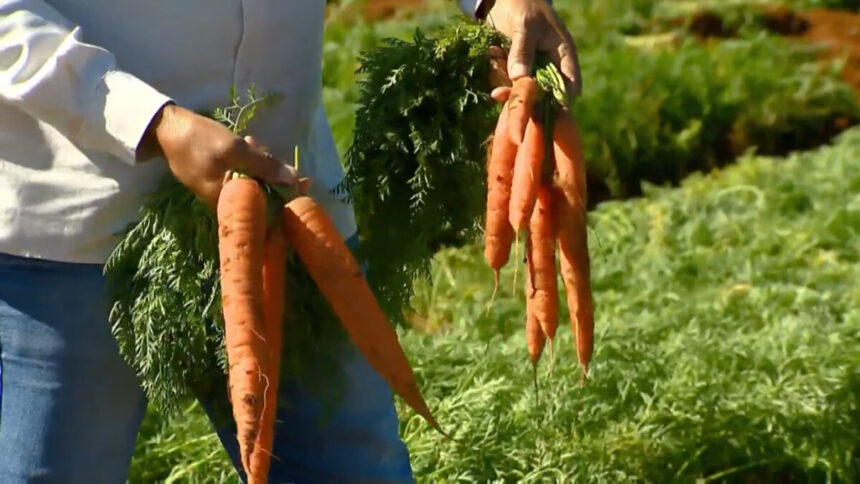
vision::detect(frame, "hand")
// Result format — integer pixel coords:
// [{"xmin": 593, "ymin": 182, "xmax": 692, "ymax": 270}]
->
[
  {"xmin": 138, "ymin": 104, "xmax": 297, "ymax": 209},
  {"xmin": 482, "ymin": 0, "xmax": 582, "ymax": 100},
  {"xmin": 243, "ymin": 136, "xmax": 313, "ymax": 197}
]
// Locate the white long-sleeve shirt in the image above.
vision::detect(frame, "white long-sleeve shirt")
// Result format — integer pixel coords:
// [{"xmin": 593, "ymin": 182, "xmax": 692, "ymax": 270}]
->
[{"xmin": 0, "ymin": 0, "xmax": 482, "ymax": 264}]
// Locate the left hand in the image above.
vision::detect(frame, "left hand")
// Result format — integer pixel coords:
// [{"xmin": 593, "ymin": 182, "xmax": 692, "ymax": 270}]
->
[{"xmin": 481, "ymin": 0, "xmax": 582, "ymax": 100}]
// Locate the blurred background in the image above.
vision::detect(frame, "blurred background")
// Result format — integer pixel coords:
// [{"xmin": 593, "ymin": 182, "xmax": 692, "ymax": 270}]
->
[{"xmin": 129, "ymin": 1, "xmax": 860, "ymax": 482}]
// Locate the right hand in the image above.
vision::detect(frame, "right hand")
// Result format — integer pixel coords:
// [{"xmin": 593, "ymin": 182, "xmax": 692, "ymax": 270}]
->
[{"xmin": 139, "ymin": 104, "xmax": 297, "ymax": 209}]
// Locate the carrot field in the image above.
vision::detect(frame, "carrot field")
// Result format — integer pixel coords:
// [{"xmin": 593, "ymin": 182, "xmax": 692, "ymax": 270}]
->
[{"xmin": 127, "ymin": 0, "xmax": 860, "ymax": 482}]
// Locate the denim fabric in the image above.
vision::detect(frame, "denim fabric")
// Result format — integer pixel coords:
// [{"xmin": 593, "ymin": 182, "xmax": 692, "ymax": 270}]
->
[
  {"xmin": 0, "ymin": 233, "xmax": 413, "ymax": 484},
  {"xmin": 0, "ymin": 254, "xmax": 147, "ymax": 483}
]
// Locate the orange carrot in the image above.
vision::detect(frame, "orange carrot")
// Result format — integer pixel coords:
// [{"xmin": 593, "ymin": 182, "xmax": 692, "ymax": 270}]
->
[
  {"xmin": 484, "ymin": 102, "xmax": 518, "ymax": 291},
  {"xmin": 524, "ymin": 240, "xmax": 547, "ymax": 379},
  {"xmin": 508, "ymin": 118, "xmax": 545, "ymax": 233},
  {"xmin": 551, "ymin": 112, "xmax": 594, "ymax": 379},
  {"xmin": 551, "ymin": 111, "xmax": 587, "ymax": 213},
  {"xmin": 281, "ymin": 196, "xmax": 446, "ymax": 435},
  {"xmin": 556, "ymin": 210, "xmax": 593, "ymax": 380},
  {"xmin": 507, "ymin": 77, "xmax": 539, "ymax": 145},
  {"xmin": 247, "ymin": 225, "xmax": 287, "ymax": 483},
  {"xmin": 217, "ymin": 174, "xmax": 269, "ymax": 476},
  {"xmin": 528, "ymin": 185, "xmax": 559, "ymax": 344}
]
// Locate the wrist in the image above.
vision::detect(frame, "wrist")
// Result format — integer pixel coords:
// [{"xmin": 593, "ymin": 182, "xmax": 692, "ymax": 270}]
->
[{"xmin": 137, "ymin": 102, "xmax": 179, "ymax": 161}]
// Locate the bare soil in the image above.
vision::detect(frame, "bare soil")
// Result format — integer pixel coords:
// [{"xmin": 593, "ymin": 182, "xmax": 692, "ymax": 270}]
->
[
  {"xmin": 327, "ymin": 0, "xmax": 424, "ymax": 22},
  {"xmin": 760, "ymin": 6, "xmax": 860, "ymax": 99}
]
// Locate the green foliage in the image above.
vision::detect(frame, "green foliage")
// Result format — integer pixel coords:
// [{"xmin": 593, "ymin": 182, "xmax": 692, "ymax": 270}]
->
[
  {"xmin": 105, "ymin": 177, "xmax": 226, "ymax": 414},
  {"xmin": 122, "ymin": 1, "xmax": 860, "ymax": 477},
  {"xmin": 333, "ymin": 13, "xmax": 857, "ymax": 325},
  {"xmin": 127, "ymin": 402, "xmax": 237, "ymax": 484},
  {"xmin": 105, "ymin": 88, "xmax": 351, "ymax": 416},
  {"xmin": 572, "ymin": 33, "xmax": 859, "ymax": 200},
  {"xmin": 129, "ymin": 125, "xmax": 860, "ymax": 484},
  {"xmin": 211, "ymin": 84, "xmax": 284, "ymax": 135},
  {"xmin": 399, "ymin": 126, "xmax": 860, "ymax": 482},
  {"xmin": 336, "ymin": 21, "xmax": 506, "ymax": 324},
  {"xmin": 321, "ymin": 0, "xmax": 457, "ymax": 156}
]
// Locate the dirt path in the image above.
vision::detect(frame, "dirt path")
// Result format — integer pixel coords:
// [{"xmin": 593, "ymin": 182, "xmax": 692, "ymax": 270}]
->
[
  {"xmin": 361, "ymin": 0, "xmax": 423, "ymax": 21},
  {"xmin": 760, "ymin": 7, "xmax": 860, "ymax": 100},
  {"xmin": 327, "ymin": 0, "xmax": 424, "ymax": 22}
]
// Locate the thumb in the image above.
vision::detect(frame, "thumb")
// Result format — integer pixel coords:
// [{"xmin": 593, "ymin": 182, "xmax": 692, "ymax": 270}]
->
[
  {"xmin": 297, "ymin": 177, "xmax": 313, "ymax": 195},
  {"xmin": 244, "ymin": 135, "xmax": 269, "ymax": 153}
]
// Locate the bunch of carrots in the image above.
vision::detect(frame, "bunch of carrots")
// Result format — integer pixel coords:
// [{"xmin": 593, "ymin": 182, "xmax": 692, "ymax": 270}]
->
[
  {"xmin": 215, "ymin": 165, "xmax": 443, "ymax": 482},
  {"xmin": 483, "ymin": 61, "xmax": 595, "ymax": 384}
]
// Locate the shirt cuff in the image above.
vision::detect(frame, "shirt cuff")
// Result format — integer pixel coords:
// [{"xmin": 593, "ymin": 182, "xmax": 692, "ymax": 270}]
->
[
  {"xmin": 83, "ymin": 70, "xmax": 173, "ymax": 164},
  {"xmin": 459, "ymin": 0, "xmax": 483, "ymax": 18}
]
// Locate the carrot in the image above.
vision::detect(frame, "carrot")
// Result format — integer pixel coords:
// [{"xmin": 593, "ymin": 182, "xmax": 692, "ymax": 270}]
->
[
  {"xmin": 217, "ymin": 174, "xmax": 269, "ymax": 476},
  {"xmin": 528, "ymin": 185, "xmax": 559, "ymax": 344},
  {"xmin": 556, "ymin": 212, "xmax": 593, "ymax": 381},
  {"xmin": 551, "ymin": 112, "xmax": 594, "ymax": 379},
  {"xmin": 281, "ymin": 196, "xmax": 446, "ymax": 436},
  {"xmin": 507, "ymin": 76, "xmax": 539, "ymax": 145},
  {"xmin": 247, "ymin": 225, "xmax": 287, "ymax": 483},
  {"xmin": 551, "ymin": 111, "xmax": 587, "ymax": 213},
  {"xmin": 484, "ymin": 102, "xmax": 517, "ymax": 294},
  {"xmin": 524, "ymin": 235, "xmax": 546, "ymax": 394},
  {"xmin": 508, "ymin": 117, "xmax": 545, "ymax": 233}
]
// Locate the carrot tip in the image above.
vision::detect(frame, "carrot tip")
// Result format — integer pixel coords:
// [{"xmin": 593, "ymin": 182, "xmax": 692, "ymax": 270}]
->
[
  {"xmin": 547, "ymin": 338, "xmax": 555, "ymax": 373},
  {"xmin": 426, "ymin": 416, "xmax": 452, "ymax": 440},
  {"xmin": 512, "ymin": 236, "xmax": 520, "ymax": 294}
]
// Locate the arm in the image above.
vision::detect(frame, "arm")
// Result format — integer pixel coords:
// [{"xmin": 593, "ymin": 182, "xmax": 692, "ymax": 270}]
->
[
  {"xmin": 0, "ymin": 0, "xmax": 295, "ymax": 209},
  {"xmin": 0, "ymin": 0, "xmax": 172, "ymax": 163}
]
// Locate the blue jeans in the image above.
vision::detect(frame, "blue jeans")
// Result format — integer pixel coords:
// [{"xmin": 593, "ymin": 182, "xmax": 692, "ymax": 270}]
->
[{"xmin": 0, "ymin": 234, "xmax": 413, "ymax": 483}]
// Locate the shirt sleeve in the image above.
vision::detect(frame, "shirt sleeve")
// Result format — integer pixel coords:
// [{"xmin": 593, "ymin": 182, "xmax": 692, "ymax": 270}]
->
[
  {"xmin": 459, "ymin": 0, "xmax": 556, "ymax": 18},
  {"xmin": 0, "ymin": 0, "xmax": 173, "ymax": 164},
  {"xmin": 458, "ymin": 0, "xmax": 483, "ymax": 17}
]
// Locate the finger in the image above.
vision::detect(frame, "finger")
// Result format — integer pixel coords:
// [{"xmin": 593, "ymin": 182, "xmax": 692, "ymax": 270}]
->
[
  {"xmin": 488, "ymin": 45, "xmax": 513, "ymax": 88},
  {"xmin": 297, "ymin": 177, "xmax": 312, "ymax": 195},
  {"xmin": 491, "ymin": 87, "xmax": 512, "ymax": 103},
  {"xmin": 488, "ymin": 45, "xmax": 507, "ymax": 60},
  {"xmin": 508, "ymin": 22, "xmax": 539, "ymax": 81},
  {"xmin": 539, "ymin": 12, "xmax": 583, "ymax": 99},
  {"xmin": 243, "ymin": 135, "xmax": 271, "ymax": 154},
  {"xmin": 489, "ymin": 58, "xmax": 513, "ymax": 89},
  {"xmin": 240, "ymin": 141, "xmax": 296, "ymax": 185},
  {"xmin": 538, "ymin": 34, "xmax": 582, "ymax": 100}
]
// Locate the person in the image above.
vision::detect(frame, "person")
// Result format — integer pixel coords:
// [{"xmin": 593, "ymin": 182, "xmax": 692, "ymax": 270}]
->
[{"xmin": 0, "ymin": 0, "xmax": 581, "ymax": 482}]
